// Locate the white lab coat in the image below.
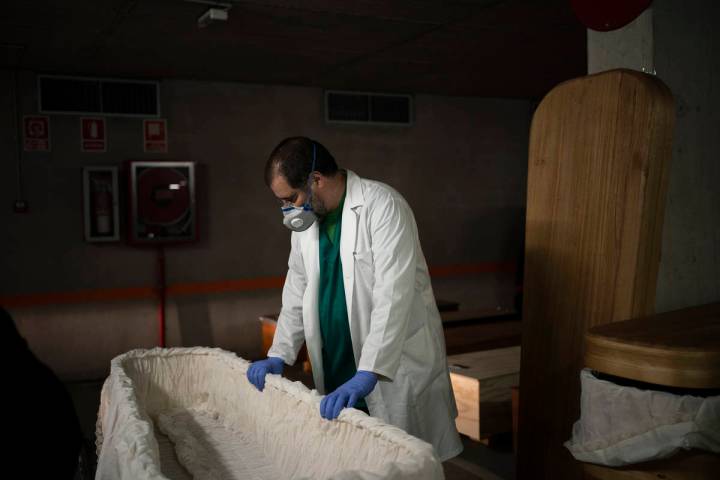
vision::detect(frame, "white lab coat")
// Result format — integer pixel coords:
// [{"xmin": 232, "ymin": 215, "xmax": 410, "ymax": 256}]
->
[{"xmin": 268, "ymin": 170, "xmax": 463, "ymax": 461}]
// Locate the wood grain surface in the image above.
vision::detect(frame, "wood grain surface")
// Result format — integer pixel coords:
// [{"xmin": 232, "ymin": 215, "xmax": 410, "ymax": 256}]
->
[
  {"xmin": 448, "ymin": 347, "xmax": 521, "ymax": 440},
  {"xmin": 443, "ymin": 317, "xmax": 522, "ymax": 356},
  {"xmin": 517, "ymin": 69, "xmax": 675, "ymax": 480},
  {"xmin": 585, "ymin": 302, "xmax": 720, "ymax": 388},
  {"xmin": 582, "ymin": 450, "xmax": 720, "ymax": 480},
  {"xmin": 440, "ymin": 306, "xmax": 516, "ymax": 324}
]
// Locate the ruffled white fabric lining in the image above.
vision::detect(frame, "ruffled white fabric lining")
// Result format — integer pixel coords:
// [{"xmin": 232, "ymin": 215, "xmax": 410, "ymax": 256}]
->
[
  {"xmin": 96, "ymin": 347, "xmax": 443, "ymax": 480},
  {"xmin": 157, "ymin": 408, "xmax": 285, "ymax": 480},
  {"xmin": 565, "ymin": 369, "xmax": 720, "ymax": 466}
]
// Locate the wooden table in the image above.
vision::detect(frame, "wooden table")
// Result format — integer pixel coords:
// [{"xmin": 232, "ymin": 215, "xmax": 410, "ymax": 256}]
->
[
  {"xmin": 447, "ymin": 346, "xmax": 520, "ymax": 441},
  {"xmin": 440, "ymin": 306, "xmax": 516, "ymax": 324},
  {"xmin": 443, "ymin": 315, "xmax": 521, "ymax": 356},
  {"xmin": 435, "ymin": 298, "xmax": 461, "ymax": 312}
]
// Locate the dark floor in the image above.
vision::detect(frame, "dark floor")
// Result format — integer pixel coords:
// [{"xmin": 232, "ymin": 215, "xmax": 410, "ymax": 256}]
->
[{"xmin": 68, "ymin": 362, "xmax": 515, "ymax": 480}]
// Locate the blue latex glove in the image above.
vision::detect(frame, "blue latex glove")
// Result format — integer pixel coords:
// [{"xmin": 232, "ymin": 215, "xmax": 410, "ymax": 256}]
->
[
  {"xmin": 320, "ymin": 371, "xmax": 378, "ymax": 420},
  {"xmin": 247, "ymin": 357, "xmax": 284, "ymax": 391}
]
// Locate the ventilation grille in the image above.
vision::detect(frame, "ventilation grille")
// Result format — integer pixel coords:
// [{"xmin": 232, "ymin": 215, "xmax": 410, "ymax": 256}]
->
[
  {"xmin": 39, "ymin": 75, "xmax": 160, "ymax": 116},
  {"xmin": 325, "ymin": 91, "xmax": 413, "ymax": 126}
]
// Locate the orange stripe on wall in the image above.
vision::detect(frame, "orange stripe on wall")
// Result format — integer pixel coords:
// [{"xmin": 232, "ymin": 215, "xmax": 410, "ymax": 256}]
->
[
  {"xmin": 0, "ymin": 262, "xmax": 516, "ymax": 308},
  {"xmin": 0, "ymin": 287, "xmax": 156, "ymax": 308},
  {"xmin": 167, "ymin": 276, "xmax": 286, "ymax": 296}
]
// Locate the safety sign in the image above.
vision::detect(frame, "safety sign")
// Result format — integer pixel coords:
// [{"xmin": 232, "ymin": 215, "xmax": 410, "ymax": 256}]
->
[
  {"xmin": 23, "ymin": 115, "xmax": 50, "ymax": 152},
  {"xmin": 81, "ymin": 117, "xmax": 106, "ymax": 152},
  {"xmin": 143, "ymin": 119, "xmax": 168, "ymax": 153}
]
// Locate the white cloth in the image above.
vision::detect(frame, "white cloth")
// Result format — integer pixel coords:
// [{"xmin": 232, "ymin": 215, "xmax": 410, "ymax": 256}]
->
[
  {"xmin": 267, "ymin": 170, "xmax": 463, "ymax": 461},
  {"xmin": 565, "ymin": 369, "xmax": 720, "ymax": 466},
  {"xmin": 95, "ymin": 347, "xmax": 444, "ymax": 480}
]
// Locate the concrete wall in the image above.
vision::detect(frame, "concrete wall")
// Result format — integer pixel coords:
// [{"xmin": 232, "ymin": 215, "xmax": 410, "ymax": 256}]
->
[
  {"xmin": 653, "ymin": 0, "xmax": 720, "ymax": 311},
  {"xmin": 587, "ymin": 8, "xmax": 654, "ymax": 75},
  {"xmin": 1, "ymin": 71, "xmax": 530, "ymax": 379},
  {"xmin": 587, "ymin": 1, "xmax": 720, "ymax": 313}
]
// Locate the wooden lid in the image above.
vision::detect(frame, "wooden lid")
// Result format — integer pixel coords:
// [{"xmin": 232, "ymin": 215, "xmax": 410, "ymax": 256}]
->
[
  {"xmin": 448, "ymin": 346, "xmax": 521, "ymax": 381},
  {"xmin": 585, "ymin": 303, "xmax": 720, "ymax": 388}
]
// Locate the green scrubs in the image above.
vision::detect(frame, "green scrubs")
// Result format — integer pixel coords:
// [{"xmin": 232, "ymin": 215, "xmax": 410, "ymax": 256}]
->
[{"xmin": 318, "ymin": 186, "xmax": 367, "ymax": 411}]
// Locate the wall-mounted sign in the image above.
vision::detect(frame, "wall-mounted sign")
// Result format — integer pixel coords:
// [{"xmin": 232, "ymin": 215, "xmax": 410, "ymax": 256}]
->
[
  {"xmin": 23, "ymin": 115, "xmax": 51, "ymax": 152},
  {"xmin": 144, "ymin": 119, "xmax": 168, "ymax": 153},
  {"xmin": 83, "ymin": 167, "xmax": 120, "ymax": 242},
  {"xmin": 81, "ymin": 117, "xmax": 106, "ymax": 152},
  {"xmin": 129, "ymin": 161, "xmax": 196, "ymax": 244}
]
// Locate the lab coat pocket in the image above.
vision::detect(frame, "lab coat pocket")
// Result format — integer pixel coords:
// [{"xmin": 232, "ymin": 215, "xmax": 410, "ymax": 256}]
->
[
  {"xmin": 399, "ymin": 326, "xmax": 438, "ymax": 400},
  {"xmin": 353, "ymin": 250, "xmax": 373, "ymax": 267},
  {"xmin": 352, "ymin": 250, "xmax": 375, "ymax": 289}
]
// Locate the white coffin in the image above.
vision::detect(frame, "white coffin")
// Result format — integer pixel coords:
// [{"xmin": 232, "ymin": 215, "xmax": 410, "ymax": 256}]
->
[{"xmin": 95, "ymin": 348, "xmax": 443, "ymax": 480}]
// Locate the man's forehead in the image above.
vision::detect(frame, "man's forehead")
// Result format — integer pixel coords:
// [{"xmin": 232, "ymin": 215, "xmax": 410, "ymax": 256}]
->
[{"xmin": 270, "ymin": 174, "xmax": 295, "ymax": 198}]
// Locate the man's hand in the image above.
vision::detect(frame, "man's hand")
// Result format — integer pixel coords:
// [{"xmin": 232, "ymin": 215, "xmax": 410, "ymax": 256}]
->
[
  {"xmin": 247, "ymin": 357, "xmax": 284, "ymax": 391},
  {"xmin": 320, "ymin": 371, "xmax": 378, "ymax": 420}
]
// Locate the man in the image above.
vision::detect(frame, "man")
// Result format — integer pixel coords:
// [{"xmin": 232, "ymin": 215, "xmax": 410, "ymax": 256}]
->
[{"xmin": 247, "ymin": 137, "xmax": 462, "ymax": 461}]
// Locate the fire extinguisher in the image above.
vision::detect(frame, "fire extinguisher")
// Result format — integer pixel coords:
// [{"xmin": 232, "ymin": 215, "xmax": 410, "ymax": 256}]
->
[{"xmin": 92, "ymin": 178, "xmax": 112, "ymax": 235}]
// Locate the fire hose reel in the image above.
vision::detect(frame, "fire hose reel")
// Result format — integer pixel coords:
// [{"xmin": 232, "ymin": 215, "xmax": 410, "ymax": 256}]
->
[{"xmin": 129, "ymin": 161, "xmax": 197, "ymax": 244}]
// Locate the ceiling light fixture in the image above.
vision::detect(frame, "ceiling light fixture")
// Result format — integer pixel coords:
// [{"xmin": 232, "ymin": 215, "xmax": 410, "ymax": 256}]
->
[
  {"xmin": 197, "ymin": 7, "xmax": 228, "ymax": 28},
  {"xmin": 184, "ymin": 0, "xmax": 232, "ymax": 28}
]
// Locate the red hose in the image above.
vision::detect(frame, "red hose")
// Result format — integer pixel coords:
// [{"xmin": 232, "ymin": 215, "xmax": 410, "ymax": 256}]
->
[{"xmin": 157, "ymin": 246, "xmax": 166, "ymax": 347}]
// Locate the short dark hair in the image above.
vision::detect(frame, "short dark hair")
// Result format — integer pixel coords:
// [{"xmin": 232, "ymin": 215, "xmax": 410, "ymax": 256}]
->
[{"xmin": 265, "ymin": 137, "xmax": 338, "ymax": 188}]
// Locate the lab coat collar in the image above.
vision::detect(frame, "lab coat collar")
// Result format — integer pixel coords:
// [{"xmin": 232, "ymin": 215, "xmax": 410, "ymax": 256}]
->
[
  {"xmin": 344, "ymin": 170, "xmax": 364, "ymax": 209},
  {"xmin": 340, "ymin": 170, "xmax": 362, "ymax": 342}
]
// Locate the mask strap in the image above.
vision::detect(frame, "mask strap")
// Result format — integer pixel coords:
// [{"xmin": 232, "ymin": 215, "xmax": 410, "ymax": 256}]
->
[{"xmin": 302, "ymin": 143, "xmax": 317, "ymax": 211}]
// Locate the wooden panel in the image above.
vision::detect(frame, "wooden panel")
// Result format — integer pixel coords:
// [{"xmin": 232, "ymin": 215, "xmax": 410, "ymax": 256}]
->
[
  {"xmin": 583, "ymin": 450, "xmax": 720, "ymax": 480},
  {"xmin": 585, "ymin": 302, "xmax": 720, "ymax": 388},
  {"xmin": 443, "ymin": 318, "xmax": 521, "ymax": 356},
  {"xmin": 518, "ymin": 69, "xmax": 675, "ymax": 480},
  {"xmin": 441, "ymin": 306, "xmax": 516, "ymax": 324},
  {"xmin": 448, "ymin": 347, "xmax": 520, "ymax": 441}
]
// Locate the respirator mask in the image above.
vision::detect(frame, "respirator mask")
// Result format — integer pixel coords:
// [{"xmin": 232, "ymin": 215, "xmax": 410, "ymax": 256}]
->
[{"xmin": 281, "ymin": 143, "xmax": 318, "ymax": 232}]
